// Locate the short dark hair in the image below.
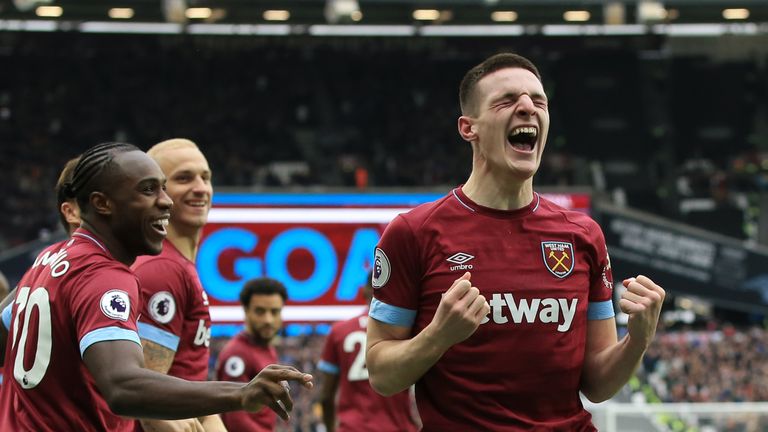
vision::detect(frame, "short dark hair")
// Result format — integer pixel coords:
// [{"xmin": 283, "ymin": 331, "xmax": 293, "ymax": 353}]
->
[
  {"xmin": 61, "ymin": 142, "xmax": 140, "ymax": 213},
  {"xmin": 55, "ymin": 156, "xmax": 80, "ymax": 232},
  {"xmin": 459, "ymin": 53, "xmax": 542, "ymax": 115},
  {"xmin": 239, "ymin": 277, "xmax": 288, "ymax": 308}
]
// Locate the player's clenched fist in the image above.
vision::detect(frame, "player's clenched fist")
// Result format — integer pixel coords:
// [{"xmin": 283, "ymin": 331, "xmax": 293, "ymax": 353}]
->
[
  {"xmin": 429, "ymin": 272, "xmax": 490, "ymax": 348},
  {"xmin": 241, "ymin": 364, "xmax": 313, "ymax": 420},
  {"xmin": 620, "ymin": 275, "xmax": 665, "ymax": 349}
]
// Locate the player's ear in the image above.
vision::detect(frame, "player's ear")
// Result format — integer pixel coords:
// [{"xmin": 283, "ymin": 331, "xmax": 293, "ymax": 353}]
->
[
  {"xmin": 60, "ymin": 202, "xmax": 81, "ymax": 225},
  {"xmin": 89, "ymin": 191, "xmax": 113, "ymax": 216},
  {"xmin": 458, "ymin": 116, "xmax": 477, "ymax": 142}
]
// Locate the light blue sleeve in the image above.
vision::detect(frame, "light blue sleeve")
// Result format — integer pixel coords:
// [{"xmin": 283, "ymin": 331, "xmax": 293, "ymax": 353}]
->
[
  {"xmin": 587, "ymin": 300, "xmax": 615, "ymax": 320},
  {"xmin": 137, "ymin": 322, "xmax": 180, "ymax": 351},
  {"xmin": 79, "ymin": 326, "xmax": 141, "ymax": 357},
  {"xmin": 1, "ymin": 303, "xmax": 12, "ymax": 330},
  {"xmin": 317, "ymin": 360, "xmax": 340, "ymax": 375},
  {"xmin": 369, "ymin": 298, "xmax": 417, "ymax": 327}
]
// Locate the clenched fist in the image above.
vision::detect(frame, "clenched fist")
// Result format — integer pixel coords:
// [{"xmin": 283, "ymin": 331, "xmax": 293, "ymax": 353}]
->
[
  {"xmin": 428, "ymin": 272, "xmax": 490, "ymax": 349},
  {"xmin": 620, "ymin": 275, "xmax": 665, "ymax": 349}
]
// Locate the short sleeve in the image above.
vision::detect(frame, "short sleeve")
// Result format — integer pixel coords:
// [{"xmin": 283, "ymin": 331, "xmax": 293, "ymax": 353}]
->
[
  {"xmin": 587, "ymin": 223, "xmax": 615, "ymax": 320},
  {"xmin": 70, "ymin": 265, "xmax": 141, "ymax": 357},
  {"xmin": 369, "ymin": 214, "xmax": 420, "ymax": 327},
  {"xmin": 134, "ymin": 259, "xmax": 188, "ymax": 351},
  {"xmin": 317, "ymin": 324, "xmax": 340, "ymax": 375},
  {"xmin": 216, "ymin": 341, "xmax": 253, "ymax": 384}
]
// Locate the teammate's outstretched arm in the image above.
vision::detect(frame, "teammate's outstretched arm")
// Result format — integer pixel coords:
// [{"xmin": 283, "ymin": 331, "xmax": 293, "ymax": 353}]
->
[
  {"xmin": 580, "ymin": 275, "xmax": 665, "ymax": 402},
  {"xmin": 366, "ymin": 272, "xmax": 489, "ymax": 396},
  {"xmin": 84, "ymin": 339, "xmax": 313, "ymax": 420}
]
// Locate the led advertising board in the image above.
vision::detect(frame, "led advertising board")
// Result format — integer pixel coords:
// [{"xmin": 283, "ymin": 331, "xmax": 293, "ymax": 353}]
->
[{"xmin": 199, "ymin": 192, "xmax": 591, "ymax": 333}]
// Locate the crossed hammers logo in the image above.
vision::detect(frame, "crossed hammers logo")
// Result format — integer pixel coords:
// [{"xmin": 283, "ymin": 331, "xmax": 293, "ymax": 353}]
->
[{"xmin": 548, "ymin": 250, "xmax": 570, "ymax": 272}]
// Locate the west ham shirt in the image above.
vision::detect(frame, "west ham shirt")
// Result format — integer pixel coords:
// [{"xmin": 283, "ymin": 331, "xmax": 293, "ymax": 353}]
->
[
  {"xmin": 318, "ymin": 311, "xmax": 418, "ymax": 432},
  {"xmin": 0, "ymin": 229, "xmax": 142, "ymax": 432},
  {"xmin": 215, "ymin": 331, "xmax": 278, "ymax": 431},
  {"xmin": 370, "ymin": 187, "xmax": 615, "ymax": 431},
  {"xmin": 132, "ymin": 239, "xmax": 212, "ymax": 381}
]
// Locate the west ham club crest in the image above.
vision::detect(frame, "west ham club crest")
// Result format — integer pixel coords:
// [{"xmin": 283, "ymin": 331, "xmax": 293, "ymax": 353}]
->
[{"xmin": 541, "ymin": 241, "xmax": 574, "ymax": 279}]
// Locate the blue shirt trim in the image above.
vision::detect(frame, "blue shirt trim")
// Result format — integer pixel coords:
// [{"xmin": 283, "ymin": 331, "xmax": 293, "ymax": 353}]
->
[
  {"xmin": 588, "ymin": 300, "xmax": 615, "ymax": 320},
  {"xmin": 317, "ymin": 360, "xmax": 340, "ymax": 375},
  {"xmin": 1, "ymin": 303, "xmax": 12, "ymax": 330},
  {"xmin": 137, "ymin": 322, "xmax": 180, "ymax": 351},
  {"xmin": 369, "ymin": 298, "xmax": 417, "ymax": 327},
  {"xmin": 79, "ymin": 327, "xmax": 141, "ymax": 357}
]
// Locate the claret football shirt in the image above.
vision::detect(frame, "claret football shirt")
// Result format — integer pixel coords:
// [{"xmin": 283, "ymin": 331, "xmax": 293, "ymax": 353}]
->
[
  {"xmin": 0, "ymin": 229, "xmax": 142, "ymax": 432},
  {"xmin": 370, "ymin": 187, "xmax": 614, "ymax": 431}
]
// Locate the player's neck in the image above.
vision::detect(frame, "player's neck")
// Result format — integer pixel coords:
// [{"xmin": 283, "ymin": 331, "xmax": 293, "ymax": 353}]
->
[
  {"xmin": 79, "ymin": 221, "xmax": 135, "ymax": 267},
  {"xmin": 243, "ymin": 327, "xmax": 270, "ymax": 346},
  {"xmin": 462, "ymin": 172, "xmax": 534, "ymax": 211},
  {"xmin": 166, "ymin": 225, "xmax": 202, "ymax": 263}
]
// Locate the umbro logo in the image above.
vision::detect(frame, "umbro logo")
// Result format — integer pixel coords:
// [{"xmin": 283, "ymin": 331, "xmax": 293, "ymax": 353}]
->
[{"xmin": 447, "ymin": 252, "xmax": 474, "ymax": 271}]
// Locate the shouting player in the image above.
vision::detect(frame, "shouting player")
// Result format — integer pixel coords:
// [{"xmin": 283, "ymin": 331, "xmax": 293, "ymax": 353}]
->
[
  {"xmin": 131, "ymin": 138, "xmax": 222, "ymax": 432},
  {"xmin": 0, "ymin": 143, "xmax": 312, "ymax": 431},
  {"xmin": 318, "ymin": 273, "xmax": 418, "ymax": 432},
  {"xmin": 216, "ymin": 277, "xmax": 288, "ymax": 431},
  {"xmin": 366, "ymin": 53, "xmax": 665, "ymax": 431}
]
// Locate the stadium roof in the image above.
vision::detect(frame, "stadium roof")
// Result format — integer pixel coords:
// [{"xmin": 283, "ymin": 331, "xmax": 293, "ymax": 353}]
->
[{"xmin": 0, "ymin": 0, "xmax": 767, "ymax": 35}]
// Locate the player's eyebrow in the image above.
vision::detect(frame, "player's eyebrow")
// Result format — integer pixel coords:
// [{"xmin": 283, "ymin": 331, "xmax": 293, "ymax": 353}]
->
[
  {"xmin": 136, "ymin": 176, "xmax": 166, "ymax": 188},
  {"xmin": 174, "ymin": 168, "xmax": 211, "ymax": 176}
]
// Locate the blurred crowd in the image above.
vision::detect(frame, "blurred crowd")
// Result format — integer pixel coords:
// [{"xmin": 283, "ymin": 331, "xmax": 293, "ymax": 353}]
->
[
  {"xmin": 2, "ymin": 32, "xmax": 766, "ymax": 249},
  {"xmin": 641, "ymin": 323, "xmax": 768, "ymax": 403}
]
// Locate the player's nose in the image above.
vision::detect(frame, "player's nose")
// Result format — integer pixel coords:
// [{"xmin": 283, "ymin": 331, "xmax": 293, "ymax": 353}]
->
[
  {"xmin": 158, "ymin": 188, "xmax": 173, "ymax": 209},
  {"xmin": 515, "ymin": 94, "xmax": 536, "ymax": 117},
  {"xmin": 192, "ymin": 176, "xmax": 211, "ymax": 194}
]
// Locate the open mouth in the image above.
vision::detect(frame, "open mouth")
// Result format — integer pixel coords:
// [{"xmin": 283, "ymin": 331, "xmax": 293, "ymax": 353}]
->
[
  {"xmin": 185, "ymin": 200, "xmax": 208, "ymax": 208},
  {"xmin": 150, "ymin": 216, "xmax": 170, "ymax": 236},
  {"xmin": 507, "ymin": 126, "xmax": 538, "ymax": 152}
]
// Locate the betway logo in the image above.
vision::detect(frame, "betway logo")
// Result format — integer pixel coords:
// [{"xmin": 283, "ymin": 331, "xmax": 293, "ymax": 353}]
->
[{"xmin": 480, "ymin": 293, "xmax": 577, "ymax": 333}]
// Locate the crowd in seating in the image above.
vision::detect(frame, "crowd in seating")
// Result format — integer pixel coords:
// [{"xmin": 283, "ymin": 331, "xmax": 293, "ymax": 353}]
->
[
  {"xmin": 641, "ymin": 322, "xmax": 768, "ymax": 403},
  {"xmin": 3, "ymin": 32, "xmax": 766, "ymax": 248}
]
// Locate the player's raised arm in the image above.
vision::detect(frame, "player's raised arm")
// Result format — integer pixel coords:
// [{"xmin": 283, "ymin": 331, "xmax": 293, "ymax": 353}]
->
[
  {"xmin": 580, "ymin": 275, "xmax": 665, "ymax": 402},
  {"xmin": 366, "ymin": 272, "xmax": 489, "ymax": 396},
  {"xmin": 84, "ymin": 339, "xmax": 312, "ymax": 420}
]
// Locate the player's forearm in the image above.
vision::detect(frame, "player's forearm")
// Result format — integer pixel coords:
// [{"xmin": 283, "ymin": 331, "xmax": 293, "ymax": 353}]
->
[
  {"xmin": 320, "ymin": 399, "xmax": 336, "ymax": 432},
  {"xmin": 580, "ymin": 334, "xmax": 646, "ymax": 403},
  {"xmin": 367, "ymin": 326, "xmax": 450, "ymax": 396},
  {"xmin": 106, "ymin": 369, "xmax": 245, "ymax": 418}
]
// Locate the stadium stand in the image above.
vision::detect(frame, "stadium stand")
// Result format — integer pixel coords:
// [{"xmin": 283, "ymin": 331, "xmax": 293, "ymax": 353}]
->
[{"xmin": 2, "ymin": 33, "xmax": 765, "ymax": 249}]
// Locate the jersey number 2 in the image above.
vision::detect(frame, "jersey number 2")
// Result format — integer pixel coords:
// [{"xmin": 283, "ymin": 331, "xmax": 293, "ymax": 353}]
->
[
  {"xmin": 11, "ymin": 286, "xmax": 52, "ymax": 389},
  {"xmin": 342, "ymin": 330, "xmax": 369, "ymax": 382}
]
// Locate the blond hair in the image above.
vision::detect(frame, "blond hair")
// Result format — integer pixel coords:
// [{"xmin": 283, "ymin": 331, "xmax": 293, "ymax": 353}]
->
[{"xmin": 147, "ymin": 138, "xmax": 199, "ymax": 158}]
